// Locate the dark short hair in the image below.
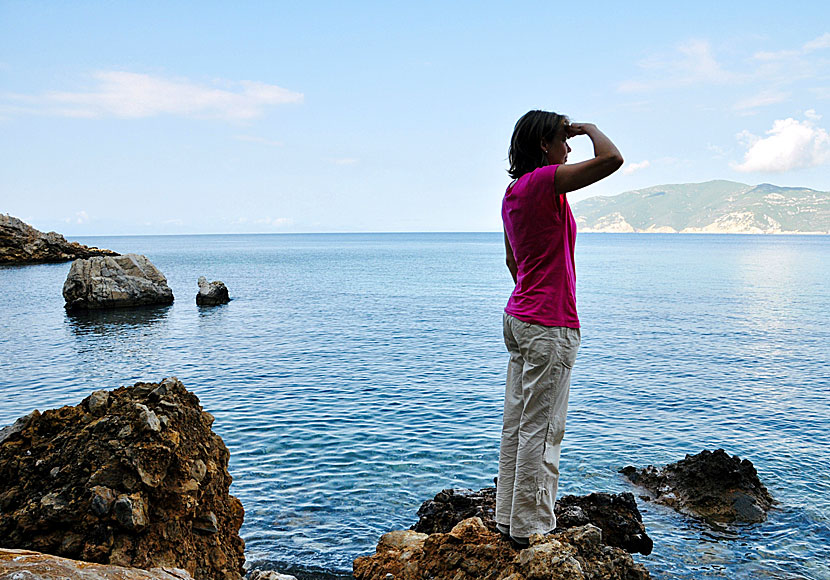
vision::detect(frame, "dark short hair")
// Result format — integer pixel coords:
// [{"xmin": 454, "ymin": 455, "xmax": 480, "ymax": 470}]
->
[{"xmin": 507, "ymin": 110, "xmax": 568, "ymax": 180}]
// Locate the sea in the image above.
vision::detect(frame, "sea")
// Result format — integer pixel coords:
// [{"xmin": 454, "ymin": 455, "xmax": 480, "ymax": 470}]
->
[{"xmin": 1, "ymin": 232, "xmax": 828, "ymax": 580}]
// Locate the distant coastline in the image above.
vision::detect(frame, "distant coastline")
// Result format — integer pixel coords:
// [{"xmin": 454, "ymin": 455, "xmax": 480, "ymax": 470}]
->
[{"xmin": 572, "ymin": 180, "xmax": 830, "ymax": 235}]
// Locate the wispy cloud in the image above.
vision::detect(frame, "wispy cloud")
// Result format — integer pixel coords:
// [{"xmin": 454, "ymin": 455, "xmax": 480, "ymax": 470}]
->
[
  {"xmin": 732, "ymin": 115, "xmax": 830, "ymax": 172},
  {"xmin": 622, "ymin": 160, "xmax": 650, "ymax": 175},
  {"xmin": 3, "ymin": 71, "xmax": 303, "ymax": 120},
  {"xmin": 332, "ymin": 158, "xmax": 359, "ymax": 165},
  {"xmin": 733, "ymin": 90, "xmax": 791, "ymax": 112},
  {"xmin": 754, "ymin": 32, "xmax": 830, "ymax": 61},
  {"xmin": 619, "ymin": 32, "xmax": 830, "ymax": 107},
  {"xmin": 618, "ymin": 39, "xmax": 735, "ymax": 93},
  {"xmin": 804, "ymin": 32, "xmax": 830, "ymax": 52}
]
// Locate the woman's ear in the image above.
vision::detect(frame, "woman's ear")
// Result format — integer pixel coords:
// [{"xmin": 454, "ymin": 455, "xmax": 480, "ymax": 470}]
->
[{"xmin": 540, "ymin": 139, "xmax": 549, "ymax": 154}]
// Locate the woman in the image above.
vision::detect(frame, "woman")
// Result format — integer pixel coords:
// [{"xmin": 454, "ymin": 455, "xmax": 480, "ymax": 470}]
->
[{"xmin": 497, "ymin": 110, "xmax": 623, "ymax": 544}]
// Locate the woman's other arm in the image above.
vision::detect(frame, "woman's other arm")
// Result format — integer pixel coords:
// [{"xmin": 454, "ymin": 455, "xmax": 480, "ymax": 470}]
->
[
  {"xmin": 555, "ymin": 123, "xmax": 623, "ymax": 194},
  {"xmin": 504, "ymin": 229, "xmax": 518, "ymax": 284}
]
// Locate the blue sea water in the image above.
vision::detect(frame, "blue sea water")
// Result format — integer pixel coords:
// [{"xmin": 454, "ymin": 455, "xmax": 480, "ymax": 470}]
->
[{"xmin": 1, "ymin": 232, "xmax": 828, "ymax": 580}]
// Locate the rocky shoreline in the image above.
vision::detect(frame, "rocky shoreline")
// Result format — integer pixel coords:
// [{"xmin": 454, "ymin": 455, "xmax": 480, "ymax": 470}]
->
[
  {"xmin": 0, "ymin": 379, "xmax": 776, "ymax": 579},
  {"xmin": 0, "ymin": 214, "xmax": 118, "ymax": 265}
]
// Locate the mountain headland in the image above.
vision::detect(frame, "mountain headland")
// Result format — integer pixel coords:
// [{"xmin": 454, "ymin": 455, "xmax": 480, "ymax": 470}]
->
[{"xmin": 572, "ymin": 180, "xmax": 830, "ymax": 234}]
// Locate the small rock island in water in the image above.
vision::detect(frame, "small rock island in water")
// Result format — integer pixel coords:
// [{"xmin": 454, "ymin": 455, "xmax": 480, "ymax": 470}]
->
[
  {"xmin": 620, "ymin": 448, "xmax": 774, "ymax": 524},
  {"xmin": 63, "ymin": 254, "xmax": 175, "ymax": 310},
  {"xmin": 0, "ymin": 214, "xmax": 117, "ymax": 265}
]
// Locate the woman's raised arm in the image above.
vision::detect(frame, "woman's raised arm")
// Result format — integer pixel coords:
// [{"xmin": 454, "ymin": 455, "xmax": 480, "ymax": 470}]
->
[{"xmin": 554, "ymin": 123, "xmax": 623, "ymax": 194}]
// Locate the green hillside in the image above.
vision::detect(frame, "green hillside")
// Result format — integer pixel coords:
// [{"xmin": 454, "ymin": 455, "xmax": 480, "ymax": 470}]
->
[{"xmin": 572, "ymin": 181, "xmax": 830, "ymax": 234}]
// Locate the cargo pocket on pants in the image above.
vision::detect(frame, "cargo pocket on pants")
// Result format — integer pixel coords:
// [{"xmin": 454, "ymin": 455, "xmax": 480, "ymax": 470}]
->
[{"xmin": 542, "ymin": 413, "xmax": 566, "ymax": 466}]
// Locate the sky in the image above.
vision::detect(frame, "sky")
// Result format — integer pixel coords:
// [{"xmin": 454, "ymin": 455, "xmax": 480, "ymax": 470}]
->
[{"xmin": 1, "ymin": 1, "xmax": 829, "ymax": 235}]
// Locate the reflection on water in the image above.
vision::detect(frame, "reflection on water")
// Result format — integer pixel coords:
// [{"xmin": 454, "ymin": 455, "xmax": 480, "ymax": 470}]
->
[{"xmin": 65, "ymin": 304, "xmax": 172, "ymax": 336}]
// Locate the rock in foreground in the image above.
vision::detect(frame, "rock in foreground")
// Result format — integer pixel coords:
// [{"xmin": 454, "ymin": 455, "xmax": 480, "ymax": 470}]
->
[
  {"xmin": 0, "ymin": 548, "xmax": 194, "ymax": 579},
  {"xmin": 354, "ymin": 517, "xmax": 650, "ymax": 580},
  {"xmin": 0, "ymin": 377, "xmax": 245, "ymax": 580},
  {"xmin": 0, "ymin": 214, "xmax": 118, "ymax": 265},
  {"xmin": 196, "ymin": 276, "xmax": 230, "ymax": 306},
  {"xmin": 620, "ymin": 448, "xmax": 774, "ymax": 524},
  {"xmin": 63, "ymin": 254, "xmax": 174, "ymax": 310},
  {"xmin": 414, "ymin": 486, "xmax": 652, "ymax": 555}
]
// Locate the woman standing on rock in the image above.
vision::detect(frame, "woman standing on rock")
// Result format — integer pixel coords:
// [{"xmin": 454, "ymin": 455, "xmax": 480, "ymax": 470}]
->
[{"xmin": 497, "ymin": 110, "xmax": 623, "ymax": 544}]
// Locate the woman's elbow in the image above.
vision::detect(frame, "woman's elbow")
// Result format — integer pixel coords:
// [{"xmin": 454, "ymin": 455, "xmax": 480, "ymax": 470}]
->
[{"xmin": 609, "ymin": 153, "xmax": 624, "ymax": 171}]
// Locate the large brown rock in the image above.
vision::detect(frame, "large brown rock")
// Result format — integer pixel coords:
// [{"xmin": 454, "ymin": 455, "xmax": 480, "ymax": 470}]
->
[
  {"xmin": 354, "ymin": 516, "xmax": 650, "ymax": 580},
  {"xmin": 620, "ymin": 448, "xmax": 774, "ymax": 524},
  {"xmin": 413, "ymin": 486, "xmax": 652, "ymax": 555},
  {"xmin": 0, "ymin": 214, "xmax": 117, "ymax": 265},
  {"xmin": 0, "ymin": 548, "xmax": 195, "ymax": 579},
  {"xmin": 63, "ymin": 254, "xmax": 174, "ymax": 310},
  {"xmin": 0, "ymin": 378, "xmax": 245, "ymax": 580}
]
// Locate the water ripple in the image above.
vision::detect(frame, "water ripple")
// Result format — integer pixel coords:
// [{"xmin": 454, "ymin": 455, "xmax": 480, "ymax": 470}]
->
[{"xmin": 1, "ymin": 233, "xmax": 828, "ymax": 578}]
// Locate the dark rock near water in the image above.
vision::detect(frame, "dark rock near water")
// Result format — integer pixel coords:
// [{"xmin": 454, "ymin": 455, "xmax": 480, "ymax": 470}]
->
[
  {"xmin": 620, "ymin": 448, "xmax": 774, "ymax": 524},
  {"xmin": 557, "ymin": 492, "xmax": 653, "ymax": 555},
  {"xmin": 0, "ymin": 214, "xmax": 118, "ymax": 265},
  {"xmin": 355, "ymin": 517, "xmax": 650, "ymax": 580},
  {"xmin": 197, "ymin": 276, "xmax": 230, "ymax": 306},
  {"xmin": 412, "ymin": 486, "xmax": 652, "ymax": 555},
  {"xmin": 0, "ymin": 377, "xmax": 245, "ymax": 580},
  {"xmin": 413, "ymin": 487, "xmax": 497, "ymax": 535},
  {"xmin": 63, "ymin": 254, "xmax": 174, "ymax": 310}
]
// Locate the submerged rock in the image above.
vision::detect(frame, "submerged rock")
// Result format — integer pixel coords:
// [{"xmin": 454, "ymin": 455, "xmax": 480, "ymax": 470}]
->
[
  {"xmin": 63, "ymin": 254, "xmax": 174, "ymax": 310},
  {"xmin": 0, "ymin": 548, "xmax": 194, "ymax": 579},
  {"xmin": 413, "ymin": 486, "xmax": 652, "ymax": 555},
  {"xmin": 0, "ymin": 377, "xmax": 245, "ymax": 580},
  {"xmin": 354, "ymin": 516, "xmax": 650, "ymax": 580},
  {"xmin": 620, "ymin": 448, "xmax": 774, "ymax": 524},
  {"xmin": 0, "ymin": 213, "xmax": 118, "ymax": 265},
  {"xmin": 196, "ymin": 276, "xmax": 230, "ymax": 306}
]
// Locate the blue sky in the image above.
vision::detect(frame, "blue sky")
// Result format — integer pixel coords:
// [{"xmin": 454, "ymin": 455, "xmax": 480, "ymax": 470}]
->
[{"xmin": 1, "ymin": 1, "xmax": 829, "ymax": 235}]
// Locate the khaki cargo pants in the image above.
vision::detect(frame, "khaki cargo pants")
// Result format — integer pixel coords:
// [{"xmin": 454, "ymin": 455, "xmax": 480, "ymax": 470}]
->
[{"xmin": 496, "ymin": 313, "xmax": 580, "ymax": 538}]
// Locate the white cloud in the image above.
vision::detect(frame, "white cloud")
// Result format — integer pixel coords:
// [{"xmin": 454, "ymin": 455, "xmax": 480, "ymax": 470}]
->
[
  {"xmin": 4, "ymin": 71, "xmax": 303, "ymax": 120},
  {"xmin": 332, "ymin": 157, "xmax": 359, "ymax": 165},
  {"xmin": 622, "ymin": 160, "xmax": 650, "ymax": 175},
  {"xmin": 732, "ymin": 116, "xmax": 830, "ymax": 172},
  {"xmin": 805, "ymin": 108, "xmax": 822, "ymax": 121}
]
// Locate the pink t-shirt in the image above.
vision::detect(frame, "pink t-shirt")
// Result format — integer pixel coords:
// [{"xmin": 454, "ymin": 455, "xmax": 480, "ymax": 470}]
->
[{"xmin": 502, "ymin": 164, "xmax": 579, "ymax": 328}]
